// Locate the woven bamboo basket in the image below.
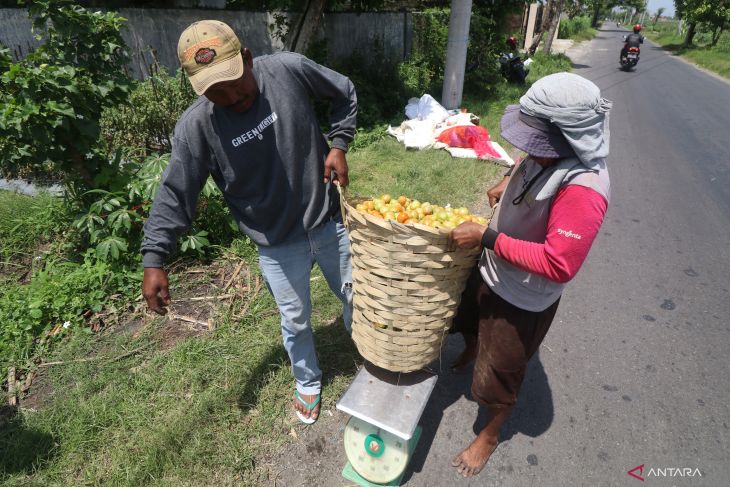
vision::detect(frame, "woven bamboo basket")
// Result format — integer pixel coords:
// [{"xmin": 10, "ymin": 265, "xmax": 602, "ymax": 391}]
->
[{"xmin": 339, "ymin": 187, "xmax": 482, "ymax": 372}]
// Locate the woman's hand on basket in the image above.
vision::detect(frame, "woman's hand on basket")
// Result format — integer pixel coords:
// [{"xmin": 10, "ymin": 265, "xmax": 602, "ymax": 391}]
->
[
  {"xmin": 324, "ymin": 148, "xmax": 349, "ymax": 187},
  {"xmin": 487, "ymin": 176, "xmax": 509, "ymax": 208},
  {"xmin": 449, "ymin": 222, "xmax": 487, "ymax": 250}
]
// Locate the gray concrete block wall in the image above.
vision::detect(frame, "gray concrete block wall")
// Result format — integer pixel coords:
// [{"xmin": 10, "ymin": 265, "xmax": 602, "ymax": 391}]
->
[
  {"xmin": 325, "ymin": 12, "xmax": 412, "ymax": 64},
  {"xmin": 0, "ymin": 7, "xmax": 411, "ymax": 78},
  {"xmin": 0, "ymin": 9, "xmax": 40, "ymax": 60},
  {"xmin": 118, "ymin": 8, "xmax": 278, "ymax": 78}
]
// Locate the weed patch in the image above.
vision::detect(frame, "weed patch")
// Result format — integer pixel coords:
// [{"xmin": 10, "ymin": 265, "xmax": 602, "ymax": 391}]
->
[
  {"xmin": 1, "ymin": 240, "xmax": 356, "ymax": 486},
  {"xmin": 0, "ymin": 191, "xmax": 67, "ymax": 278}
]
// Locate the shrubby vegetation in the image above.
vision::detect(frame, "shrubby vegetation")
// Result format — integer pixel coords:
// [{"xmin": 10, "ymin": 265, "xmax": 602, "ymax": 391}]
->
[
  {"xmin": 559, "ymin": 16, "xmax": 596, "ymax": 40},
  {"xmin": 100, "ymin": 69, "xmax": 197, "ymax": 156},
  {"xmin": 0, "ymin": 0, "xmax": 132, "ymax": 185},
  {"xmin": 0, "ymin": 1, "xmax": 239, "ymax": 370}
]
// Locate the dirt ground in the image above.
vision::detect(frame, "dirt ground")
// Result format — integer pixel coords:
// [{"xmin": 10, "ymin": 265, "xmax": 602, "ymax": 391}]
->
[
  {"xmin": 259, "ymin": 335, "xmax": 475, "ymax": 487},
  {"xmin": 9, "ymin": 257, "xmax": 250, "ymax": 413}
]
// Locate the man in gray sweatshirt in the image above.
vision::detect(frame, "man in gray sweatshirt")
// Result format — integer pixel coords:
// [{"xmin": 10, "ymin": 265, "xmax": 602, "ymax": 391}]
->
[{"xmin": 140, "ymin": 20, "xmax": 357, "ymax": 424}]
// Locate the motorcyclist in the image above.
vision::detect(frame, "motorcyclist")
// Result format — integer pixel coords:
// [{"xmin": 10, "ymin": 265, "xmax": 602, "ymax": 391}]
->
[
  {"xmin": 621, "ymin": 24, "xmax": 644, "ymax": 61},
  {"xmin": 499, "ymin": 36, "xmax": 529, "ymax": 84}
]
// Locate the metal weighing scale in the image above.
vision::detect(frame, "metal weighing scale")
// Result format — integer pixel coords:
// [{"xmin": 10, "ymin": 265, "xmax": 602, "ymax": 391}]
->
[{"xmin": 336, "ymin": 362, "xmax": 438, "ymax": 486}]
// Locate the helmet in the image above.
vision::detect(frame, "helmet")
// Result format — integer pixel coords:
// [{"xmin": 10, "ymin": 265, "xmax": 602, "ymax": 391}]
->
[{"xmin": 633, "ymin": 24, "xmax": 641, "ymax": 33}]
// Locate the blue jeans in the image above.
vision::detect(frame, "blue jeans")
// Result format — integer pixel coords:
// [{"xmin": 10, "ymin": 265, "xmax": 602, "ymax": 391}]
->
[{"xmin": 258, "ymin": 216, "xmax": 353, "ymax": 395}]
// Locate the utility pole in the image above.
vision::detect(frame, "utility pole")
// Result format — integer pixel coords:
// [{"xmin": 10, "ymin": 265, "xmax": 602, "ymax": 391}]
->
[{"xmin": 441, "ymin": 0, "xmax": 472, "ymax": 110}]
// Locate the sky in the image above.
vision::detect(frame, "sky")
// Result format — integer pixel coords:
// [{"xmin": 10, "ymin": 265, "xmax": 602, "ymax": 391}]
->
[{"xmin": 646, "ymin": 0, "xmax": 676, "ymax": 17}]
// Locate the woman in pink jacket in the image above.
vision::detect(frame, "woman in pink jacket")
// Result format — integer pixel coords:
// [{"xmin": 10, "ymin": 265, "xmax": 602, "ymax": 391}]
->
[{"xmin": 449, "ymin": 72, "xmax": 612, "ymax": 477}]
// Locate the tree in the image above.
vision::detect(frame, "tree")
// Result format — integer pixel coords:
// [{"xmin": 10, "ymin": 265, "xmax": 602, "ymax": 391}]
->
[
  {"xmin": 543, "ymin": 0, "xmax": 565, "ymax": 53},
  {"xmin": 653, "ymin": 6, "xmax": 666, "ymax": 27},
  {"xmin": 675, "ymin": 0, "xmax": 729, "ymax": 47},
  {"xmin": 587, "ymin": 0, "xmax": 646, "ymax": 28},
  {"xmin": 564, "ymin": 0, "xmax": 588, "ymax": 19}
]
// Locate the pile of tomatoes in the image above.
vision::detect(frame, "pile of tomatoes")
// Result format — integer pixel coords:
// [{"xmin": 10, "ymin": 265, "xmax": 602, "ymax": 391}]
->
[{"xmin": 354, "ymin": 194, "xmax": 488, "ymax": 229}]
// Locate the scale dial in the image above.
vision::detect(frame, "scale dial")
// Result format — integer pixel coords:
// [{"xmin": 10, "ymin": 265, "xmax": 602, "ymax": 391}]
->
[{"xmin": 343, "ymin": 416, "xmax": 410, "ymax": 484}]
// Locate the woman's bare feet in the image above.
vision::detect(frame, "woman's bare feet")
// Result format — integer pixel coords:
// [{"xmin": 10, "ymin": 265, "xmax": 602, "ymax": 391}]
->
[{"xmin": 451, "ymin": 431, "xmax": 499, "ymax": 478}]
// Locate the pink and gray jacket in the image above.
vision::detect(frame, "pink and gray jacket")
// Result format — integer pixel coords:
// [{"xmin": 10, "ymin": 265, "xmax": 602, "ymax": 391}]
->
[{"xmin": 480, "ymin": 157, "xmax": 610, "ymax": 312}]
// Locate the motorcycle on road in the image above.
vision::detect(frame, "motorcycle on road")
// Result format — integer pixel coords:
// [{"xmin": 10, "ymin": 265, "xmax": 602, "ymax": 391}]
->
[{"xmin": 620, "ymin": 46, "xmax": 640, "ymax": 70}]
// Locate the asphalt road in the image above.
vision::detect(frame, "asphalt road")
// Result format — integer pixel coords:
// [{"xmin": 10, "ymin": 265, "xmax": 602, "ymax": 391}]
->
[{"xmin": 269, "ymin": 24, "xmax": 730, "ymax": 487}]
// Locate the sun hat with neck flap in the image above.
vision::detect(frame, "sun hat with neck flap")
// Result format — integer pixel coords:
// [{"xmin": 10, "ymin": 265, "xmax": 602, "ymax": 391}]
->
[
  {"xmin": 500, "ymin": 72, "xmax": 612, "ymax": 169},
  {"xmin": 177, "ymin": 20, "xmax": 244, "ymax": 96}
]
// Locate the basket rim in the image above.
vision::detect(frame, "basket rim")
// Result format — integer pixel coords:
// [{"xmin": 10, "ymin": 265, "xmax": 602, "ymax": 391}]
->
[{"xmin": 338, "ymin": 186, "xmax": 462, "ymax": 237}]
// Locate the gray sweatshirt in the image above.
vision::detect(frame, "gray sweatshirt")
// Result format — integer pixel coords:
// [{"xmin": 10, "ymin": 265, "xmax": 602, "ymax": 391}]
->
[{"xmin": 141, "ymin": 52, "xmax": 357, "ymax": 267}]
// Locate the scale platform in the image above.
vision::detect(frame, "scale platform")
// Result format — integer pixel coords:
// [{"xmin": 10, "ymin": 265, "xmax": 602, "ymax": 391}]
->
[{"xmin": 336, "ymin": 362, "xmax": 438, "ymax": 441}]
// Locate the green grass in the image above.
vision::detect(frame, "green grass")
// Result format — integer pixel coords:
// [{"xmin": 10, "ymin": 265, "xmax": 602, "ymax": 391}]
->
[
  {"xmin": 570, "ymin": 27, "xmax": 598, "ymax": 42},
  {"xmin": 348, "ymin": 138, "xmax": 500, "ymax": 210},
  {"xmin": 0, "ymin": 190, "xmax": 65, "ymax": 273},
  {"xmin": 644, "ymin": 20, "xmax": 730, "ymax": 79},
  {"xmin": 1, "ymin": 51, "xmax": 575, "ymax": 486},
  {"xmin": 559, "ymin": 16, "xmax": 598, "ymax": 42}
]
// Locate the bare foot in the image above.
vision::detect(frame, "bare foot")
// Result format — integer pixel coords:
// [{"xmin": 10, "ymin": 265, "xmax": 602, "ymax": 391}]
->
[
  {"xmin": 451, "ymin": 434, "xmax": 498, "ymax": 478},
  {"xmin": 293, "ymin": 392, "xmax": 320, "ymax": 422},
  {"xmin": 451, "ymin": 334, "xmax": 477, "ymax": 372}
]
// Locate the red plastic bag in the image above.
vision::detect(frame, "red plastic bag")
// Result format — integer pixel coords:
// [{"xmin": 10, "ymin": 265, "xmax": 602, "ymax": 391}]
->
[{"xmin": 437, "ymin": 125, "xmax": 502, "ymax": 159}]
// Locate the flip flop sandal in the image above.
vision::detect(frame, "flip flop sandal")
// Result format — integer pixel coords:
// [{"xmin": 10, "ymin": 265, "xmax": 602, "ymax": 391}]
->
[{"xmin": 294, "ymin": 390, "xmax": 321, "ymax": 425}]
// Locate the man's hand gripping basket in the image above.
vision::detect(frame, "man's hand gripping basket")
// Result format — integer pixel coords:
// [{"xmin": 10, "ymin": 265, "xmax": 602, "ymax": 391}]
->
[{"xmin": 339, "ymin": 188, "xmax": 481, "ymax": 372}]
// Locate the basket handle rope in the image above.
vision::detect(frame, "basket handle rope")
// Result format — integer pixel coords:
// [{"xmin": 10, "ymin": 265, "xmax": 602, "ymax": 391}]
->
[{"xmin": 336, "ymin": 183, "xmax": 348, "ymax": 226}]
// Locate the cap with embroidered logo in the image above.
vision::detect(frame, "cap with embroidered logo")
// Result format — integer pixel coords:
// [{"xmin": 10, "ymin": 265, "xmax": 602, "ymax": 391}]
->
[{"xmin": 177, "ymin": 20, "xmax": 244, "ymax": 95}]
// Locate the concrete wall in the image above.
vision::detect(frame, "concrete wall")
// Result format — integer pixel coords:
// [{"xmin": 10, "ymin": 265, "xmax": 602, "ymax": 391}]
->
[
  {"xmin": 0, "ymin": 9, "xmax": 39, "ymax": 59},
  {"xmin": 0, "ymin": 8, "xmax": 413, "ymax": 78},
  {"xmin": 324, "ymin": 11, "xmax": 412, "ymax": 65},
  {"xmin": 119, "ymin": 9, "xmax": 279, "ymax": 78}
]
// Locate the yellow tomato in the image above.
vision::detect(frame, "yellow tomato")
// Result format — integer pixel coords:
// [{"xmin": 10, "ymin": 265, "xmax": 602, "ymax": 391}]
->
[
  {"xmin": 397, "ymin": 195, "xmax": 407, "ymax": 206},
  {"xmin": 381, "ymin": 194, "xmax": 391, "ymax": 204}
]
